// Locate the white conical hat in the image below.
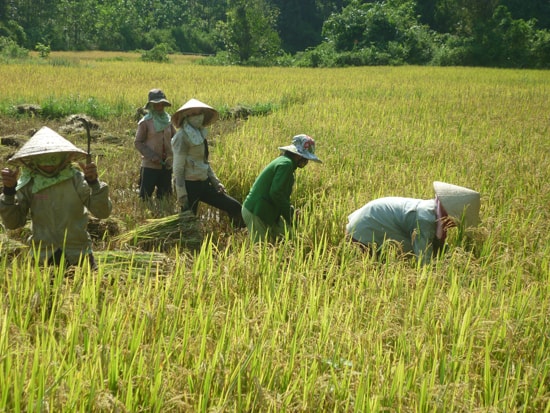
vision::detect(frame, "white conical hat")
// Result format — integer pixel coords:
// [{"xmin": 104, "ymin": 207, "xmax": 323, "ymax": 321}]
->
[
  {"xmin": 8, "ymin": 126, "xmax": 87, "ymax": 166},
  {"xmin": 171, "ymin": 98, "xmax": 219, "ymax": 128},
  {"xmin": 433, "ymin": 181, "xmax": 481, "ymax": 227}
]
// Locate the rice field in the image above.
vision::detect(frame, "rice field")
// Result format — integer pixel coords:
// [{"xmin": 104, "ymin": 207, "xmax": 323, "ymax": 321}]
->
[{"xmin": 0, "ymin": 52, "xmax": 549, "ymax": 411}]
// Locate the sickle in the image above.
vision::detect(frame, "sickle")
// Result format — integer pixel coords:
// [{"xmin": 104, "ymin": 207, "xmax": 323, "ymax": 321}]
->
[{"xmin": 76, "ymin": 116, "xmax": 92, "ymax": 163}]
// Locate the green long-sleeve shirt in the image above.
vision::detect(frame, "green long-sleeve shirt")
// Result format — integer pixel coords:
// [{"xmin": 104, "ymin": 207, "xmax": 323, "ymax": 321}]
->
[{"xmin": 243, "ymin": 154, "xmax": 297, "ymax": 226}]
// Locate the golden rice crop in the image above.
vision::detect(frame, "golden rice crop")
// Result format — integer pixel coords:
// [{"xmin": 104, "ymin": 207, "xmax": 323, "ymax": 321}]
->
[{"xmin": 0, "ymin": 53, "xmax": 549, "ymax": 412}]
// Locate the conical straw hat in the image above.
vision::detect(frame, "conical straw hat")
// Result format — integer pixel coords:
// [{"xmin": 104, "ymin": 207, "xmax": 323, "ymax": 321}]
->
[
  {"xmin": 433, "ymin": 181, "xmax": 481, "ymax": 227},
  {"xmin": 172, "ymin": 99, "xmax": 219, "ymax": 128},
  {"xmin": 8, "ymin": 126, "xmax": 87, "ymax": 166}
]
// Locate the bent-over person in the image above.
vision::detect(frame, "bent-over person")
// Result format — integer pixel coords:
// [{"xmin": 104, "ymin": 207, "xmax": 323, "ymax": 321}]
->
[{"xmin": 346, "ymin": 181, "xmax": 481, "ymax": 264}]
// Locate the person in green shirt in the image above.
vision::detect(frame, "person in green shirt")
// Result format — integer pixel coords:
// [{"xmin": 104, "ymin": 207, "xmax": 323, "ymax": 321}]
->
[{"xmin": 242, "ymin": 134, "xmax": 322, "ymax": 243}]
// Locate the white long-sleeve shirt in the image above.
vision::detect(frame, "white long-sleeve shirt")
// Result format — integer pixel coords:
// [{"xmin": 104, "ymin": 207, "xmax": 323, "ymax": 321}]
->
[{"xmin": 346, "ymin": 197, "xmax": 438, "ymax": 263}]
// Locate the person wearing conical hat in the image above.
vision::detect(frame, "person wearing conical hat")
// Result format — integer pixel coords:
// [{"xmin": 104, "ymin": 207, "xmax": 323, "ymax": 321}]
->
[
  {"xmin": 171, "ymin": 98, "xmax": 244, "ymax": 227},
  {"xmin": 345, "ymin": 181, "xmax": 481, "ymax": 264},
  {"xmin": 241, "ymin": 134, "xmax": 322, "ymax": 243},
  {"xmin": 135, "ymin": 89, "xmax": 176, "ymax": 205},
  {"xmin": 0, "ymin": 126, "xmax": 112, "ymax": 269}
]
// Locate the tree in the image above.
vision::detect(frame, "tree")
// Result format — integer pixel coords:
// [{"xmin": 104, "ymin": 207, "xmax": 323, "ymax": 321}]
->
[
  {"xmin": 221, "ymin": 0, "xmax": 281, "ymax": 64},
  {"xmin": 93, "ymin": 0, "xmax": 142, "ymax": 50},
  {"xmin": 0, "ymin": 0, "xmax": 7, "ymax": 23},
  {"xmin": 270, "ymin": 0, "xmax": 322, "ymax": 53},
  {"xmin": 322, "ymin": 1, "xmax": 370, "ymax": 52},
  {"xmin": 7, "ymin": 0, "xmax": 58, "ymax": 48},
  {"xmin": 500, "ymin": 0, "xmax": 550, "ymax": 30},
  {"xmin": 322, "ymin": 0, "xmax": 434, "ymax": 64},
  {"xmin": 54, "ymin": 0, "xmax": 98, "ymax": 49},
  {"xmin": 470, "ymin": 5, "xmax": 538, "ymax": 67}
]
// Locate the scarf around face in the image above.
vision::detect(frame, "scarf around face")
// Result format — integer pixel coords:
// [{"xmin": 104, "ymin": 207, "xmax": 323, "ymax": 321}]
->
[
  {"xmin": 184, "ymin": 121, "xmax": 207, "ymax": 145},
  {"xmin": 17, "ymin": 164, "xmax": 78, "ymax": 194},
  {"xmin": 145, "ymin": 110, "xmax": 171, "ymax": 132}
]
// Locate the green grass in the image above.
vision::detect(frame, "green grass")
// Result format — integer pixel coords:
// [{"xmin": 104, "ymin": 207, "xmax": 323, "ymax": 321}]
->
[{"xmin": 0, "ymin": 58, "xmax": 549, "ymax": 411}]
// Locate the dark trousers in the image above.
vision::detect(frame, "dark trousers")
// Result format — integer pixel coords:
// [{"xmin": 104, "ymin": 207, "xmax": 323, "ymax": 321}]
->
[
  {"xmin": 185, "ymin": 179, "xmax": 245, "ymax": 227},
  {"xmin": 139, "ymin": 167, "xmax": 172, "ymax": 200}
]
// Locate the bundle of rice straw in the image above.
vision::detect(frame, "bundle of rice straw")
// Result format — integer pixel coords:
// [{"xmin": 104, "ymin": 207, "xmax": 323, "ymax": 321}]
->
[
  {"xmin": 94, "ymin": 250, "xmax": 174, "ymax": 277},
  {"xmin": 114, "ymin": 211, "xmax": 203, "ymax": 251}
]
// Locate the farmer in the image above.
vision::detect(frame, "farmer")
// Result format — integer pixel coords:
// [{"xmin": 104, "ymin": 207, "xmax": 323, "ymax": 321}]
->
[
  {"xmin": 0, "ymin": 126, "xmax": 112, "ymax": 269},
  {"xmin": 134, "ymin": 88, "xmax": 176, "ymax": 204},
  {"xmin": 241, "ymin": 134, "xmax": 322, "ymax": 243},
  {"xmin": 345, "ymin": 181, "xmax": 481, "ymax": 264},
  {"xmin": 171, "ymin": 98, "xmax": 244, "ymax": 227}
]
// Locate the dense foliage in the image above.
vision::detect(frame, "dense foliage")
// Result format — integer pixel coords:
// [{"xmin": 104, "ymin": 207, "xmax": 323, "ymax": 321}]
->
[{"xmin": 0, "ymin": 0, "xmax": 548, "ymax": 67}]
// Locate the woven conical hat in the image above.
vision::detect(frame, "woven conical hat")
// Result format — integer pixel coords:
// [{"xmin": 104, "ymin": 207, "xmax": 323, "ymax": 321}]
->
[
  {"xmin": 433, "ymin": 181, "xmax": 481, "ymax": 227},
  {"xmin": 8, "ymin": 126, "xmax": 87, "ymax": 166},
  {"xmin": 172, "ymin": 99, "xmax": 219, "ymax": 128}
]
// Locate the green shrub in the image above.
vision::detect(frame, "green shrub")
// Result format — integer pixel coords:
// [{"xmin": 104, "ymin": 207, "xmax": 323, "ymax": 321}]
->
[
  {"xmin": 35, "ymin": 42, "xmax": 51, "ymax": 58},
  {"xmin": 141, "ymin": 43, "xmax": 171, "ymax": 63},
  {"xmin": 531, "ymin": 29, "xmax": 550, "ymax": 68},
  {"xmin": 172, "ymin": 26, "xmax": 217, "ymax": 54},
  {"xmin": 0, "ymin": 37, "xmax": 28, "ymax": 60},
  {"xmin": 430, "ymin": 34, "xmax": 471, "ymax": 66},
  {"xmin": 198, "ymin": 51, "xmax": 238, "ymax": 66},
  {"xmin": 292, "ymin": 44, "xmax": 336, "ymax": 68}
]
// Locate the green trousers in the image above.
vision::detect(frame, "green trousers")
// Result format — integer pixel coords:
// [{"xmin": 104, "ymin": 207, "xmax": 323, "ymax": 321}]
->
[{"xmin": 241, "ymin": 206, "xmax": 290, "ymax": 244}]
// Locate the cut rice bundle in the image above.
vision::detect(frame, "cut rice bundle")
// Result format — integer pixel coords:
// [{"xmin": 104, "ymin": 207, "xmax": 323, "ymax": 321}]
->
[
  {"xmin": 94, "ymin": 249, "xmax": 174, "ymax": 277},
  {"xmin": 114, "ymin": 211, "xmax": 203, "ymax": 251}
]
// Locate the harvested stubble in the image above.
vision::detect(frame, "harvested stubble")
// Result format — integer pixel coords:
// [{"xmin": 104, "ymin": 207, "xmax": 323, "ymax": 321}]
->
[
  {"xmin": 114, "ymin": 211, "xmax": 203, "ymax": 251},
  {"xmin": 0, "ymin": 233, "xmax": 28, "ymax": 257},
  {"xmin": 87, "ymin": 216, "xmax": 123, "ymax": 240}
]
